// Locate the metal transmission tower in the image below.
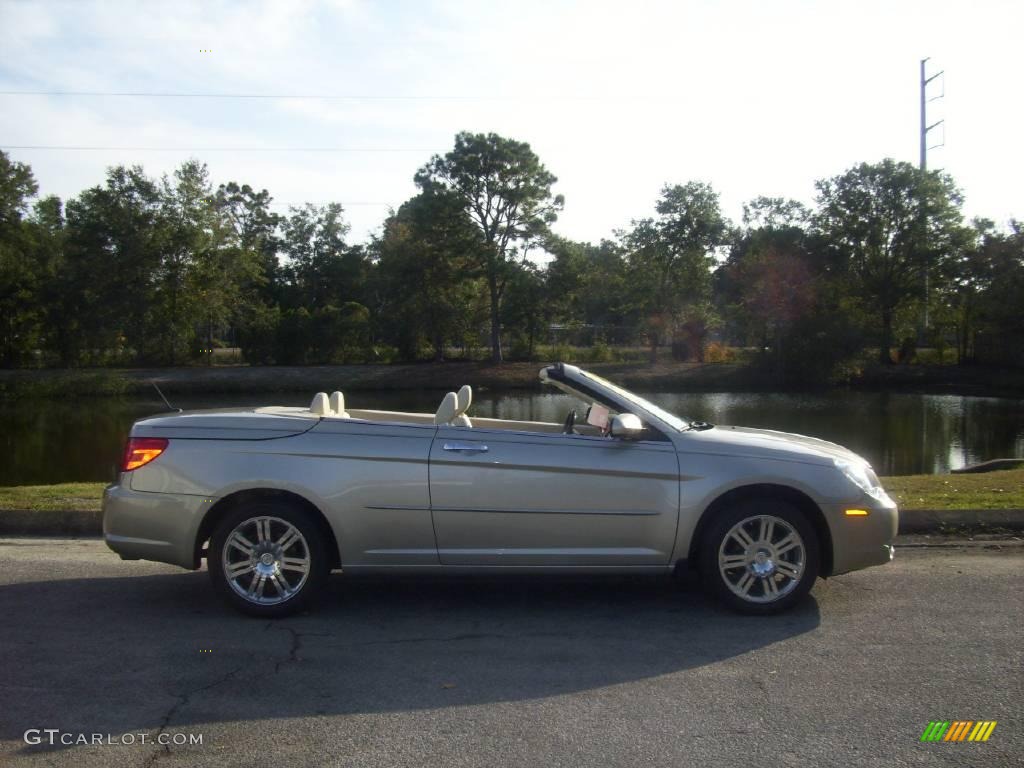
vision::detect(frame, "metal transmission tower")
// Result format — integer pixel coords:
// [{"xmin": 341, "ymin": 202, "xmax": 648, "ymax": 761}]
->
[
  {"xmin": 919, "ymin": 58, "xmax": 944, "ymax": 334},
  {"xmin": 920, "ymin": 58, "xmax": 944, "ymax": 170}
]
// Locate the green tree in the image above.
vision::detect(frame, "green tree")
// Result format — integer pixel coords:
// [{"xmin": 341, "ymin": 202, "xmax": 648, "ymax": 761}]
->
[
  {"xmin": 0, "ymin": 152, "xmax": 40, "ymax": 366},
  {"xmin": 716, "ymin": 197, "xmax": 819, "ymax": 368},
  {"xmin": 374, "ymin": 191, "xmax": 484, "ymax": 360},
  {"xmin": 959, "ymin": 219, "xmax": 1024, "ymax": 363},
  {"xmin": 63, "ymin": 165, "xmax": 164, "ymax": 364},
  {"xmin": 623, "ymin": 182, "xmax": 728, "ymax": 362},
  {"xmin": 544, "ymin": 236, "xmax": 630, "ymax": 336},
  {"xmin": 502, "ymin": 261, "xmax": 546, "ymax": 359},
  {"xmin": 415, "ymin": 132, "xmax": 563, "ymax": 361},
  {"xmin": 215, "ymin": 182, "xmax": 283, "ymax": 304},
  {"xmin": 814, "ymin": 159, "xmax": 966, "ymax": 364},
  {"xmin": 26, "ymin": 195, "xmax": 66, "ymax": 364},
  {"xmin": 158, "ymin": 160, "xmax": 221, "ymax": 363},
  {"xmin": 281, "ymin": 203, "xmax": 367, "ymax": 311}
]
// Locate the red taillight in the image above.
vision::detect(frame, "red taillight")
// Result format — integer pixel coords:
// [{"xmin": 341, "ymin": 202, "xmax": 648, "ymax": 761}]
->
[{"xmin": 121, "ymin": 437, "xmax": 169, "ymax": 471}]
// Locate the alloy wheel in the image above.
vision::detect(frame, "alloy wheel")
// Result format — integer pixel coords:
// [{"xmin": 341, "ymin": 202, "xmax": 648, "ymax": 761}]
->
[
  {"xmin": 717, "ymin": 514, "xmax": 806, "ymax": 604},
  {"xmin": 221, "ymin": 515, "xmax": 312, "ymax": 605}
]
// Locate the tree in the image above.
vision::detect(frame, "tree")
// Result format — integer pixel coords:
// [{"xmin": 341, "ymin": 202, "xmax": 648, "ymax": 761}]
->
[
  {"xmin": 0, "ymin": 152, "xmax": 40, "ymax": 366},
  {"xmin": 742, "ymin": 196, "xmax": 810, "ymax": 230},
  {"xmin": 955, "ymin": 219, "xmax": 1024, "ymax": 363},
  {"xmin": 502, "ymin": 261, "xmax": 546, "ymax": 359},
  {"xmin": 374, "ymin": 191, "xmax": 484, "ymax": 360},
  {"xmin": 415, "ymin": 132, "xmax": 563, "ymax": 361},
  {"xmin": 215, "ymin": 182, "xmax": 283, "ymax": 304},
  {"xmin": 62, "ymin": 165, "xmax": 164, "ymax": 364},
  {"xmin": 814, "ymin": 159, "xmax": 966, "ymax": 364},
  {"xmin": 26, "ymin": 195, "xmax": 66, "ymax": 363},
  {"xmin": 717, "ymin": 197, "xmax": 814, "ymax": 362},
  {"xmin": 544, "ymin": 236, "xmax": 630, "ymax": 336},
  {"xmin": 158, "ymin": 160, "xmax": 221, "ymax": 363},
  {"xmin": 623, "ymin": 182, "xmax": 728, "ymax": 362},
  {"xmin": 281, "ymin": 203, "xmax": 367, "ymax": 311}
]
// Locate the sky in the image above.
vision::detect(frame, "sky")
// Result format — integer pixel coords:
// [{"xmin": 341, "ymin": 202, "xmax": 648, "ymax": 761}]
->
[{"xmin": 1, "ymin": 0, "xmax": 1021, "ymax": 246}]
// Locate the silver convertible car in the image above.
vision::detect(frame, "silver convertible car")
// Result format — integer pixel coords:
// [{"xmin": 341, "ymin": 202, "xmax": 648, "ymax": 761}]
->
[{"xmin": 103, "ymin": 364, "xmax": 897, "ymax": 617}]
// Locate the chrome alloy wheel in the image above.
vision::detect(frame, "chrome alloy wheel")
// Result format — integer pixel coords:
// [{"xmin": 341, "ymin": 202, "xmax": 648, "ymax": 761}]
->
[
  {"xmin": 221, "ymin": 516, "xmax": 312, "ymax": 605},
  {"xmin": 717, "ymin": 514, "xmax": 806, "ymax": 604}
]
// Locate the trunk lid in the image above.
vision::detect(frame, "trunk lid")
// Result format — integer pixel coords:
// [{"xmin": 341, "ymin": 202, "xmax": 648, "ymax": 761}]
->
[{"xmin": 129, "ymin": 407, "xmax": 319, "ymax": 441}]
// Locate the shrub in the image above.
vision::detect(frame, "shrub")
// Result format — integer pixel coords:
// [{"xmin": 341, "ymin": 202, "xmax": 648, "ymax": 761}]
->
[
  {"xmin": 703, "ymin": 342, "xmax": 735, "ymax": 363},
  {"xmin": 774, "ymin": 311, "xmax": 866, "ymax": 385},
  {"xmin": 897, "ymin": 336, "xmax": 917, "ymax": 364},
  {"xmin": 671, "ymin": 340, "xmax": 693, "ymax": 361},
  {"xmin": 237, "ymin": 305, "xmax": 281, "ymax": 365},
  {"xmin": 584, "ymin": 341, "xmax": 616, "ymax": 363}
]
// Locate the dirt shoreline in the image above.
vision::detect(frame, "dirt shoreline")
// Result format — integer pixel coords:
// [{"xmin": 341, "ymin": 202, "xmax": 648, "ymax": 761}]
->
[{"xmin": 1, "ymin": 360, "xmax": 1022, "ymax": 399}]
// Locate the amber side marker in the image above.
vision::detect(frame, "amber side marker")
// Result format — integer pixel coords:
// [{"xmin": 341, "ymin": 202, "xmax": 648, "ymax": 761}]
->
[{"xmin": 844, "ymin": 509, "xmax": 870, "ymax": 517}]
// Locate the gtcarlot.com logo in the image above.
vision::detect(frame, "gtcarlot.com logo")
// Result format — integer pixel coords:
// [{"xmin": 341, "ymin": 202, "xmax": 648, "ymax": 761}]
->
[
  {"xmin": 921, "ymin": 720, "xmax": 997, "ymax": 743},
  {"xmin": 24, "ymin": 729, "xmax": 203, "ymax": 747}
]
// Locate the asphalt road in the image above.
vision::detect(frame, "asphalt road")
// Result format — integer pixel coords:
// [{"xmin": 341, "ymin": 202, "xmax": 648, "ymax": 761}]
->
[{"xmin": 0, "ymin": 538, "xmax": 1021, "ymax": 768}]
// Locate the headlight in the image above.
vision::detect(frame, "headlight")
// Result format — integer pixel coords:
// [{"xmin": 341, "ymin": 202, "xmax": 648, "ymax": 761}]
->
[{"xmin": 834, "ymin": 458, "xmax": 885, "ymax": 499}]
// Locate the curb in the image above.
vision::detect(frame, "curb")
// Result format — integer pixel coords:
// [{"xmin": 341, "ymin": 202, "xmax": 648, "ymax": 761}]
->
[
  {"xmin": 898, "ymin": 508, "xmax": 1024, "ymax": 533},
  {"xmin": 1, "ymin": 508, "xmax": 1023, "ymax": 538},
  {"xmin": 0, "ymin": 509, "xmax": 103, "ymax": 536}
]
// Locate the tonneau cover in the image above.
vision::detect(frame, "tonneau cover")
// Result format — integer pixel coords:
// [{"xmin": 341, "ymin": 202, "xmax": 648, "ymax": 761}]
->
[{"xmin": 130, "ymin": 408, "xmax": 318, "ymax": 441}]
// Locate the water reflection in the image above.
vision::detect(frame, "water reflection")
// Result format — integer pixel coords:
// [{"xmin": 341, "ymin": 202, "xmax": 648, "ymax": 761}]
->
[{"xmin": 0, "ymin": 389, "xmax": 1020, "ymax": 484}]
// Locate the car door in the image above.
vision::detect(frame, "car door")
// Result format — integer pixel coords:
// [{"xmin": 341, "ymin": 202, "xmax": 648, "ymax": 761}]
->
[
  {"xmin": 428, "ymin": 424, "xmax": 679, "ymax": 566},
  {"xmin": 299, "ymin": 417, "xmax": 437, "ymax": 567}
]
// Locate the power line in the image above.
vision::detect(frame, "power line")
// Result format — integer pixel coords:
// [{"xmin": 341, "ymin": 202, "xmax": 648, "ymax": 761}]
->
[
  {"xmin": 267, "ymin": 202, "xmax": 391, "ymax": 207},
  {"xmin": 0, "ymin": 90, "xmax": 515, "ymax": 100},
  {"xmin": 0, "ymin": 145, "xmax": 429, "ymax": 152}
]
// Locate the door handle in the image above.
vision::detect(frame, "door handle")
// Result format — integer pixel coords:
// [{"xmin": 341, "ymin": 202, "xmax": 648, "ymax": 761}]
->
[{"xmin": 443, "ymin": 442, "xmax": 489, "ymax": 452}]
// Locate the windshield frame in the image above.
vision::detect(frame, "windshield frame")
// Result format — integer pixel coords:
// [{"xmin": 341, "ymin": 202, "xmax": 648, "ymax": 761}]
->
[
  {"xmin": 574, "ymin": 369, "xmax": 692, "ymax": 432},
  {"xmin": 540, "ymin": 364, "xmax": 691, "ymax": 439}
]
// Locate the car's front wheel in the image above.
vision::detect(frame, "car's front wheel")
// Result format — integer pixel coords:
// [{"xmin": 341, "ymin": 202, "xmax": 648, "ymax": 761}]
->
[
  {"xmin": 208, "ymin": 501, "xmax": 330, "ymax": 618},
  {"xmin": 699, "ymin": 499, "xmax": 819, "ymax": 614}
]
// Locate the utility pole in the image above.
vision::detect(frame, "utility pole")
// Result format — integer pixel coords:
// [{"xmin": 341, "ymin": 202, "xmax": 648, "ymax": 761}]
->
[
  {"xmin": 920, "ymin": 58, "xmax": 944, "ymax": 171},
  {"xmin": 919, "ymin": 58, "xmax": 944, "ymax": 335}
]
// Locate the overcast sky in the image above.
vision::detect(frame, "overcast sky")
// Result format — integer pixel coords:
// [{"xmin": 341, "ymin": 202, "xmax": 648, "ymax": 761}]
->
[{"xmin": 1, "ymin": 0, "xmax": 1020, "ymax": 245}]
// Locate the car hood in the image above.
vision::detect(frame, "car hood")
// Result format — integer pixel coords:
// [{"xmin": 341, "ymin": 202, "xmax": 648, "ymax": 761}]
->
[{"xmin": 684, "ymin": 425, "xmax": 870, "ymax": 467}]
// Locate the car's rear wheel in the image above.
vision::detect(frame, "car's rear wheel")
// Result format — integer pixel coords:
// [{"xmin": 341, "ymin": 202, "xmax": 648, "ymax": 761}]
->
[
  {"xmin": 208, "ymin": 500, "xmax": 330, "ymax": 618},
  {"xmin": 699, "ymin": 499, "xmax": 819, "ymax": 614}
]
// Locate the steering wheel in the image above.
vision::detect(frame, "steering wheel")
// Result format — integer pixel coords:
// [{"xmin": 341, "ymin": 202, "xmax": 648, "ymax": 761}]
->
[{"xmin": 562, "ymin": 409, "xmax": 577, "ymax": 435}]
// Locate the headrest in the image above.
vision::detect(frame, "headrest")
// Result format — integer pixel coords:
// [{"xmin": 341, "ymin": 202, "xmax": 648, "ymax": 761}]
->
[
  {"xmin": 310, "ymin": 392, "xmax": 330, "ymax": 416},
  {"xmin": 434, "ymin": 392, "xmax": 458, "ymax": 425},
  {"xmin": 329, "ymin": 391, "xmax": 349, "ymax": 418},
  {"xmin": 456, "ymin": 384, "xmax": 472, "ymax": 414}
]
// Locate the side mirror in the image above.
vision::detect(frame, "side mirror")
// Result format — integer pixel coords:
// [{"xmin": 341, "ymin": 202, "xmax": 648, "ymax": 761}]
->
[{"xmin": 609, "ymin": 413, "xmax": 644, "ymax": 439}]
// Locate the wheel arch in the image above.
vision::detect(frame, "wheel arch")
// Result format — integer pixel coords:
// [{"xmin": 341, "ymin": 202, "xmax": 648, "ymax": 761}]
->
[
  {"xmin": 193, "ymin": 488, "xmax": 341, "ymax": 571},
  {"xmin": 685, "ymin": 483, "xmax": 834, "ymax": 577}
]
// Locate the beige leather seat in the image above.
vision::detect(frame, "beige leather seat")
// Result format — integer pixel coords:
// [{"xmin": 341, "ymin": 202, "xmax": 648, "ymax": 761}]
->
[
  {"xmin": 329, "ymin": 391, "xmax": 349, "ymax": 418},
  {"xmin": 310, "ymin": 392, "xmax": 331, "ymax": 416},
  {"xmin": 453, "ymin": 384, "xmax": 472, "ymax": 427},
  {"xmin": 434, "ymin": 392, "xmax": 459, "ymax": 425}
]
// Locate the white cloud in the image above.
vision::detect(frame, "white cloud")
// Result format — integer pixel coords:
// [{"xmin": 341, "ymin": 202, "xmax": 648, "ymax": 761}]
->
[{"xmin": 1, "ymin": 0, "xmax": 1021, "ymax": 244}]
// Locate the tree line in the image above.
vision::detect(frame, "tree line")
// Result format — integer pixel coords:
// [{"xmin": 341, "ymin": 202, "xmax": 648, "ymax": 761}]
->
[{"xmin": 1, "ymin": 132, "xmax": 1021, "ymax": 380}]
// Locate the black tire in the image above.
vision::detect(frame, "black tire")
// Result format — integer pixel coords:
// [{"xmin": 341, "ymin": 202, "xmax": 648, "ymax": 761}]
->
[
  {"xmin": 208, "ymin": 499, "xmax": 331, "ymax": 618},
  {"xmin": 698, "ymin": 498, "xmax": 820, "ymax": 615}
]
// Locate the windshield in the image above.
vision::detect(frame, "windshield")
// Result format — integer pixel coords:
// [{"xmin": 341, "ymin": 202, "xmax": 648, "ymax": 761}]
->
[{"xmin": 577, "ymin": 370, "xmax": 692, "ymax": 432}]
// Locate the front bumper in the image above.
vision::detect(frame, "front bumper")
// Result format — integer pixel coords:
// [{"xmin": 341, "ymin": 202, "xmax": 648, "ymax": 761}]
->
[
  {"xmin": 103, "ymin": 480, "xmax": 212, "ymax": 570},
  {"xmin": 826, "ymin": 491, "xmax": 899, "ymax": 576}
]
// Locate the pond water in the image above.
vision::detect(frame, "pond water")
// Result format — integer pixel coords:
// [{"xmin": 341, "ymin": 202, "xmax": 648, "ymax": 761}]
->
[{"xmin": 1, "ymin": 389, "xmax": 1022, "ymax": 485}]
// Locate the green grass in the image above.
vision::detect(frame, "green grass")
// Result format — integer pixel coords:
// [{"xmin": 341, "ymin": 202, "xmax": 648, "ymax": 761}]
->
[
  {"xmin": 1, "ymin": 470, "xmax": 1023, "ymax": 513},
  {"xmin": 0, "ymin": 482, "xmax": 106, "ymax": 512},
  {"xmin": 881, "ymin": 469, "xmax": 1024, "ymax": 511}
]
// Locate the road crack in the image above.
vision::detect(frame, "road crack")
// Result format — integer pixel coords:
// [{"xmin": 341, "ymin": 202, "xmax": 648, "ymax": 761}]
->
[
  {"xmin": 141, "ymin": 665, "xmax": 242, "ymax": 768},
  {"xmin": 347, "ymin": 630, "xmax": 577, "ymax": 647},
  {"xmin": 265, "ymin": 623, "xmax": 331, "ymax": 674}
]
